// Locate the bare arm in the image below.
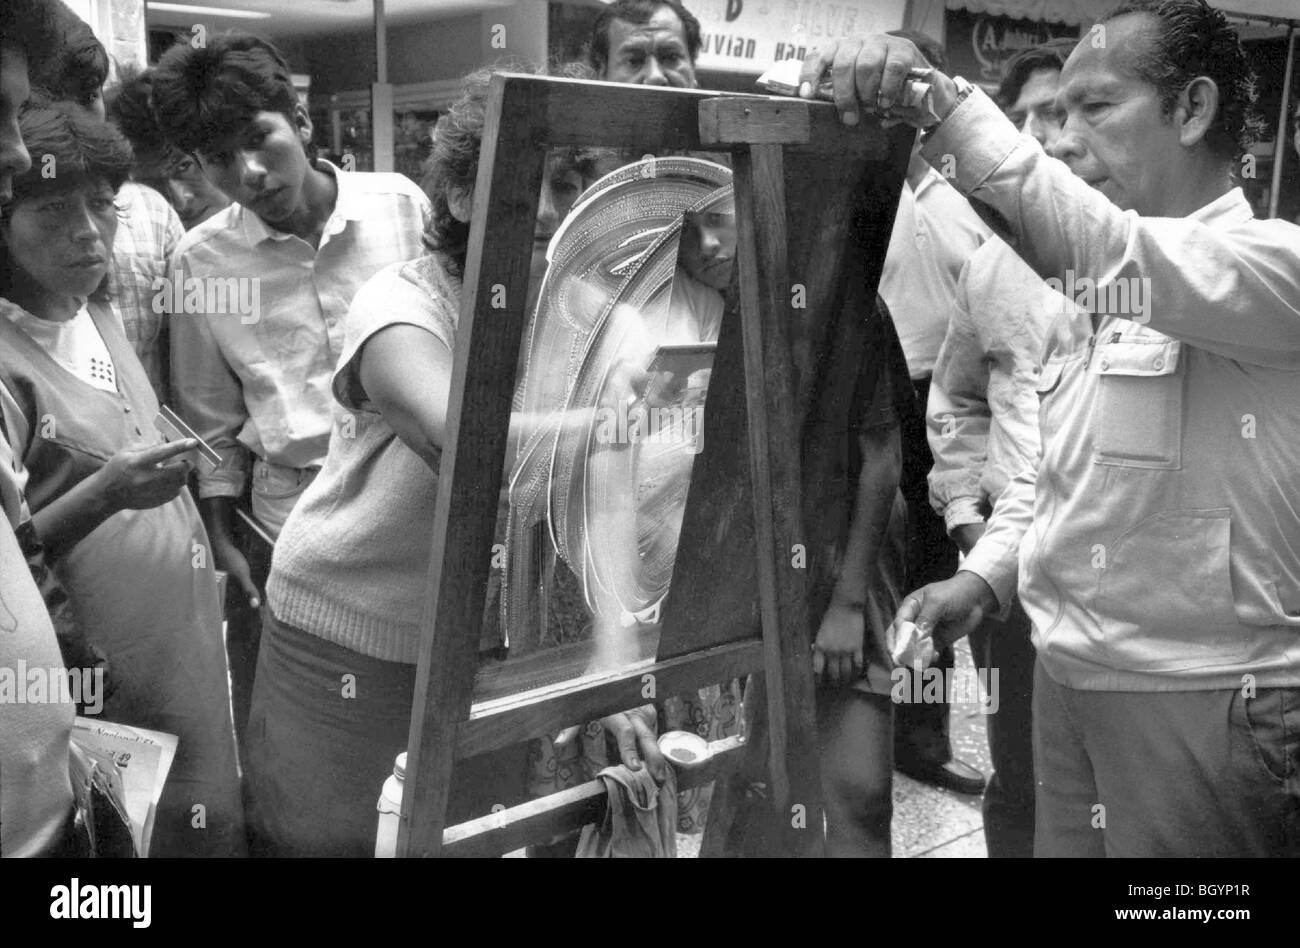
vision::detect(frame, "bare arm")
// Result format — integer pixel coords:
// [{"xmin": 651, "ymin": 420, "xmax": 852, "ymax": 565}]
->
[
  {"xmin": 31, "ymin": 440, "xmax": 197, "ymax": 557},
  {"xmin": 356, "ymin": 323, "xmax": 455, "ymax": 470}
]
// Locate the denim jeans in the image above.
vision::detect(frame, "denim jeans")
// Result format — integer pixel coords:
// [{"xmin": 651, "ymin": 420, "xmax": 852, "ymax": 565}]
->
[{"xmin": 250, "ymin": 457, "xmax": 319, "ymax": 539}]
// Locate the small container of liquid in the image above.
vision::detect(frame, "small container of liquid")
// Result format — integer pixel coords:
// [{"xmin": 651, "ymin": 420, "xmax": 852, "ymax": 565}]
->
[
  {"xmin": 658, "ymin": 730, "xmax": 711, "ymax": 769},
  {"xmin": 375, "ymin": 751, "xmax": 406, "ymax": 858}
]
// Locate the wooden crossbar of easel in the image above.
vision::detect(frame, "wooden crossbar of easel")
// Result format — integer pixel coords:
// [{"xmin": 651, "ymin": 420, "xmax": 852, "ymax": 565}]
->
[{"xmin": 397, "ymin": 74, "xmax": 911, "ymax": 857}]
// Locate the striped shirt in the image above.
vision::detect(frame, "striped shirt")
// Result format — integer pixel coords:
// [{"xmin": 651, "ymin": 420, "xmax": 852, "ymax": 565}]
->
[{"xmin": 168, "ymin": 160, "xmax": 431, "ymax": 499}]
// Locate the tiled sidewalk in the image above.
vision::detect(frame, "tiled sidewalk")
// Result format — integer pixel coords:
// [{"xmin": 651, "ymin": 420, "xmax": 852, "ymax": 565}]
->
[
  {"xmin": 678, "ymin": 639, "xmax": 994, "ymax": 858},
  {"xmin": 895, "ymin": 639, "xmax": 991, "ymax": 857}
]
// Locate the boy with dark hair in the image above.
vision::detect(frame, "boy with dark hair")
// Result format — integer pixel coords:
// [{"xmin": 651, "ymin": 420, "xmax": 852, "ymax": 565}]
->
[
  {"xmin": 107, "ymin": 66, "xmax": 231, "ymax": 231},
  {"xmin": 150, "ymin": 34, "xmax": 431, "ymax": 722}
]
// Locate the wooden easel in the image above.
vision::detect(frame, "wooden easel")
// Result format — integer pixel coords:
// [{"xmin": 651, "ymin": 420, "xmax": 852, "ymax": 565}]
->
[{"xmin": 397, "ymin": 74, "xmax": 911, "ymax": 857}]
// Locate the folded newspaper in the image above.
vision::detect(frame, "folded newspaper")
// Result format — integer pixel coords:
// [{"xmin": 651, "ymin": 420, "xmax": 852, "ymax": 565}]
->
[{"xmin": 72, "ymin": 717, "xmax": 178, "ymax": 857}]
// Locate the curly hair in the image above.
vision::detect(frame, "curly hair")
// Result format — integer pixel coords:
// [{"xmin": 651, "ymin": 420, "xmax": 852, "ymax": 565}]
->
[
  {"xmin": 150, "ymin": 31, "xmax": 302, "ymax": 159},
  {"xmin": 1, "ymin": 100, "xmax": 133, "ymax": 299},
  {"xmin": 589, "ymin": 0, "xmax": 702, "ymax": 75},
  {"xmin": 1101, "ymin": 0, "xmax": 1264, "ymax": 163},
  {"xmin": 423, "ymin": 61, "xmax": 608, "ymax": 275}
]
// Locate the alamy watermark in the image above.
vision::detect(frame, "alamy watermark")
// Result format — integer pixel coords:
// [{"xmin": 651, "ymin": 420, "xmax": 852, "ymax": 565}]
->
[
  {"xmin": 0, "ymin": 662, "xmax": 103, "ymax": 715},
  {"xmin": 1045, "ymin": 268, "xmax": 1152, "ymax": 323},
  {"xmin": 593, "ymin": 399, "xmax": 705, "ymax": 454},
  {"xmin": 890, "ymin": 662, "xmax": 999, "ymax": 714},
  {"xmin": 152, "ymin": 267, "xmax": 261, "ymax": 324},
  {"xmin": 50, "ymin": 878, "xmax": 151, "ymax": 928}
]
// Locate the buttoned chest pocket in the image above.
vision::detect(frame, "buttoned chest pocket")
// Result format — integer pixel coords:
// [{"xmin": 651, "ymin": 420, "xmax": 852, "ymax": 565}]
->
[{"xmin": 1092, "ymin": 332, "xmax": 1184, "ymax": 470}]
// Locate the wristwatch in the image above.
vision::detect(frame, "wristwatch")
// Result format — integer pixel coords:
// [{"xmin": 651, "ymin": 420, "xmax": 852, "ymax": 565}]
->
[{"xmin": 923, "ymin": 75, "xmax": 977, "ymax": 139}]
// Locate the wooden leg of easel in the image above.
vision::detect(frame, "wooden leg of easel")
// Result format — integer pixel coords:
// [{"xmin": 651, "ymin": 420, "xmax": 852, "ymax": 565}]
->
[
  {"xmin": 700, "ymin": 674, "xmax": 768, "ymax": 857},
  {"xmin": 733, "ymin": 142, "xmax": 825, "ymax": 857},
  {"xmin": 400, "ymin": 78, "xmax": 549, "ymax": 857}
]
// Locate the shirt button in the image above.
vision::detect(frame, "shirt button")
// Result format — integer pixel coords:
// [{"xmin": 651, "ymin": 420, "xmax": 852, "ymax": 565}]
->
[
  {"xmin": 1153, "ymin": 357, "xmax": 1164, "ymax": 370},
  {"xmin": 1099, "ymin": 359, "xmax": 1109, "ymax": 371}
]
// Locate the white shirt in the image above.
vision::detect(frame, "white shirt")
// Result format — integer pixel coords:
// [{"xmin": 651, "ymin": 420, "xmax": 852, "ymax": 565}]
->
[
  {"xmin": 1, "ymin": 302, "xmax": 117, "ymax": 394},
  {"xmin": 879, "ymin": 166, "xmax": 992, "ymax": 379},
  {"xmin": 168, "ymin": 161, "xmax": 432, "ymax": 500}
]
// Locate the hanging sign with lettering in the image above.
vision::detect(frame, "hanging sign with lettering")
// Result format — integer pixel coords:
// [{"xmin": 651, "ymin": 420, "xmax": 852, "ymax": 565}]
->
[
  {"xmin": 692, "ymin": 0, "xmax": 906, "ymax": 73},
  {"xmin": 944, "ymin": 8, "xmax": 1080, "ymax": 92}
]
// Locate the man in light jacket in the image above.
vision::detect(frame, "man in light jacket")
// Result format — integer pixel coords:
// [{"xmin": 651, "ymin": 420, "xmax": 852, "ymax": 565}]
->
[{"xmin": 806, "ymin": 0, "xmax": 1300, "ymax": 856}]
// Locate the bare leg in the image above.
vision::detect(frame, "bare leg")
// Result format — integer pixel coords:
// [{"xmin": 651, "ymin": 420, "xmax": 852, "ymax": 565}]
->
[{"xmin": 818, "ymin": 687, "xmax": 893, "ymax": 857}]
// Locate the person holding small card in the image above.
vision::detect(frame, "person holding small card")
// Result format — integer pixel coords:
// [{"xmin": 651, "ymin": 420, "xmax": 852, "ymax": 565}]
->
[{"xmin": 0, "ymin": 101, "xmax": 244, "ymax": 857}]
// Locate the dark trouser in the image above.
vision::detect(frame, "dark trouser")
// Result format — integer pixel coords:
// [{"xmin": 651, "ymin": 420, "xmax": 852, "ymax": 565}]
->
[
  {"xmin": 225, "ymin": 511, "xmax": 271, "ymax": 764},
  {"xmin": 245, "ymin": 610, "xmax": 526, "ymax": 857},
  {"xmin": 894, "ymin": 376, "xmax": 958, "ymax": 769},
  {"xmin": 1033, "ymin": 659, "xmax": 1300, "ymax": 857},
  {"xmin": 968, "ymin": 598, "xmax": 1036, "ymax": 857}
]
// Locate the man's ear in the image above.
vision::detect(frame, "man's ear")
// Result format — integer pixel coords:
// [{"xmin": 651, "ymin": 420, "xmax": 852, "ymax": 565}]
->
[
  {"xmin": 294, "ymin": 103, "xmax": 314, "ymax": 147},
  {"xmin": 1175, "ymin": 76, "xmax": 1219, "ymax": 149},
  {"xmin": 447, "ymin": 185, "xmax": 474, "ymax": 223}
]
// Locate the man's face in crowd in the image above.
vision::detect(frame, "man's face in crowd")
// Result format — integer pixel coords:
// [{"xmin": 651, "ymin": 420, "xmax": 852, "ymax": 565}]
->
[
  {"xmin": 604, "ymin": 6, "xmax": 697, "ymax": 88},
  {"xmin": 137, "ymin": 147, "xmax": 231, "ymax": 229},
  {"xmin": 196, "ymin": 108, "xmax": 313, "ymax": 228},
  {"xmin": 0, "ymin": 42, "xmax": 33, "ymax": 206},
  {"xmin": 680, "ymin": 203, "xmax": 736, "ymax": 290},
  {"xmin": 1007, "ymin": 66, "xmax": 1064, "ymax": 150},
  {"xmin": 1050, "ymin": 14, "xmax": 1195, "ymax": 215}
]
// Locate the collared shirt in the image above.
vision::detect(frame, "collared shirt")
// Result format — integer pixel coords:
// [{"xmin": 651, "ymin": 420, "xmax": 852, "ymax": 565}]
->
[
  {"xmin": 926, "ymin": 238, "xmax": 1088, "ymax": 535},
  {"xmin": 924, "ymin": 88, "xmax": 1300, "ymax": 692},
  {"xmin": 108, "ymin": 182, "xmax": 184, "ymax": 402},
  {"xmin": 168, "ymin": 160, "xmax": 431, "ymax": 500},
  {"xmin": 878, "ymin": 165, "xmax": 991, "ymax": 380}
]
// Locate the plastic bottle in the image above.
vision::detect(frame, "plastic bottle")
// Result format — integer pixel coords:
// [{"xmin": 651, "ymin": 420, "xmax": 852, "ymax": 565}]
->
[{"xmin": 375, "ymin": 751, "xmax": 406, "ymax": 858}]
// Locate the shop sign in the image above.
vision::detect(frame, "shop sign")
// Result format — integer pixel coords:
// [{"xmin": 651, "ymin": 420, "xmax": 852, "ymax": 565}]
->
[
  {"xmin": 945, "ymin": 7, "xmax": 1079, "ymax": 91},
  {"xmin": 692, "ymin": 0, "xmax": 905, "ymax": 73}
]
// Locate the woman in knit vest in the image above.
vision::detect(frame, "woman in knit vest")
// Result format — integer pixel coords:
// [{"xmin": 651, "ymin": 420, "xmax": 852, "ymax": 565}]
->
[{"xmin": 250, "ymin": 64, "xmax": 646, "ymax": 857}]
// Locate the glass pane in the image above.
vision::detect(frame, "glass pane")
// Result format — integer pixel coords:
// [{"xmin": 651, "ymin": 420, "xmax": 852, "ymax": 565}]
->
[{"xmin": 478, "ymin": 154, "xmax": 737, "ymax": 699}]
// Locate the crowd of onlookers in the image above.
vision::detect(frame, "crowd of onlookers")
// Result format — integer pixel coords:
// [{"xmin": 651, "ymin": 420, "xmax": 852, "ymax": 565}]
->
[{"xmin": 1, "ymin": 0, "xmax": 1297, "ymax": 860}]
